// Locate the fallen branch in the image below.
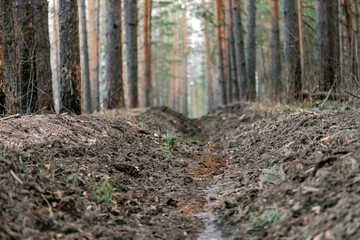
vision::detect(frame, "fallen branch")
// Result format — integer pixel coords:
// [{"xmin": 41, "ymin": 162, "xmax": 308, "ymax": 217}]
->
[
  {"xmin": 345, "ymin": 90, "xmax": 360, "ymax": 99},
  {"xmin": 0, "ymin": 114, "xmax": 21, "ymax": 122}
]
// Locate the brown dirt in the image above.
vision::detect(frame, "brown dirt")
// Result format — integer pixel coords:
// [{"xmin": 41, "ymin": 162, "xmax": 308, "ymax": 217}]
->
[{"xmin": 0, "ymin": 103, "xmax": 359, "ymax": 239}]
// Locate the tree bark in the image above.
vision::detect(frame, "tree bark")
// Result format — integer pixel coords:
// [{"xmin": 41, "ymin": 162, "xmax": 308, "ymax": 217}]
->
[
  {"xmin": 246, "ymin": 0, "xmax": 256, "ymax": 101},
  {"xmin": 352, "ymin": 0, "xmax": 360, "ymax": 83},
  {"xmin": 79, "ymin": 0, "xmax": 92, "ymax": 113},
  {"xmin": 89, "ymin": 0, "xmax": 100, "ymax": 111},
  {"xmin": 144, "ymin": 0, "xmax": 152, "ymax": 107},
  {"xmin": 203, "ymin": 0, "xmax": 215, "ymax": 111},
  {"xmin": 124, "ymin": 0, "xmax": 138, "ymax": 108},
  {"xmin": 59, "ymin": 0, "xmax": 82, "ymax": 114},
  {"xmin": 232, "ymin": 0, "xmax": 247, "ymax": 99},
  {"xmin": 298, "ymin": 0, "xmax": 305, "ymax": 93},
  {"xmin": 0, "ymin": 7, "xmax": 5, "ymax": 114},
  {"xmin": 106, "ymin": 0, "xmax": 124, "ymax": 109},
  {"xmin": 182, "ymin": 0, "xmax": 188, "ymax": 116},
  {"xmin": 2, "ymin": 1, "xmax": 18, "ymax": 114},
  {"xmin": 283, "ymin": 0, "xmax": 302, "ymax": 104},
  {"xmin": 16, "ymin": 0, "xmax": 36, "ymax": 114},
  {"xmin": 270, "ymin": 0, "xmax": 281, "ymax": 102},
  {"xmin": 316, "ymin": 0, "xmax": 339, "ymax": 92},
  {"xmin": 34, "ymin": 0, "xmax": 54, "ymax": 113},
  {"xmin": 215, "ymin": 0, "xmax": 226, "ymax": 105}
]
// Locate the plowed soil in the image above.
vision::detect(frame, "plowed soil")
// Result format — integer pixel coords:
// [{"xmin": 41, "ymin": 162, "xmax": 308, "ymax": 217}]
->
[{"xmin": 0, "ymin": 103, "xmax": 359, "ymax": 239}]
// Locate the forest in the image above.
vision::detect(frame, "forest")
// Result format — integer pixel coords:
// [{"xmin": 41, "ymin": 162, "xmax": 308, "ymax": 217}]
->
[{"xmin": 0, "ymin": 0, "xmax": 359, "ymax": 239}]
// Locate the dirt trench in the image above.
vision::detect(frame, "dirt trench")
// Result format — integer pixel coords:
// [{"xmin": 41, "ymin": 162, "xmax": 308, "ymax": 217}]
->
[{"xmin": 0, "ymin": 103, "xmax": 359, "ymax": 239}]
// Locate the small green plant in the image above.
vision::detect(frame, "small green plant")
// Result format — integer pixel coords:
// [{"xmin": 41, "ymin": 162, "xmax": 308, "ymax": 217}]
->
[
  {"xmin": 259, "ymin": 164, "xmax": 285, "ymax": 182},
  {"xmin": 137, "ymin": 113, "xmax": 147, "ymax": 121},
  {"xmin": 66, "ymin": 173, "xmax": 79, "ymax": 187},
  {"xmin": 147, "ymin": 117, "xmax": 155, "ymax": 125},
  {"xmin": 190, "ymin": 136, "xmax": 200, "ymax": 145},
  {"xmin": 269, "ymin": 109, "xmax": 281, "ymax": 121},
  {"xmin": 160, "ymin": 131, "xmax": 179, "ymax": 157},
  {"xmin": 307, "ymin": 100, "xmax": 316, "ymax": 109},
  {"xmin": 249, "ymin": 208, "xmax": 280, "ymax": 230},
  {"xmin": 161, "ymin": 131, "xmax": 179, "ymax": 149},
  {"xmin": 92, "ymin": 177, "xmax": 114, "ymax": 203}
]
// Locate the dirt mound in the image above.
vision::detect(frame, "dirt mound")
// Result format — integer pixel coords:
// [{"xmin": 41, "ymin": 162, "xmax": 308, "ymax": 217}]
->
[
  {"xmin": 0, "ymin": 103, "xmax": 359, "ymax": 239},
  {"xmin": 0, "ymin": 113, "xmax": 206, "ymax": 239},
  {"xmin": 202, "ymin": 107, "xmax": 360, "ymax": 239}
]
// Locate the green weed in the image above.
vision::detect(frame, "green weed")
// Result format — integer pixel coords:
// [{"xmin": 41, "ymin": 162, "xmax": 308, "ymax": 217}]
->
[
  {"xmin": 92, "ymin": 177, "xmax": 114, "ymax": 203},
  {"xmin": 249, "ymin": 208, "xmax": 280, "ymax": 230},
  {"xmin": 259, "ymin": 164, "xmax": 285, "ymax": 182},
  {"xmin": 66, "ymin": 173, "xmax": 79, "ymax": 187},
  {"xmin": 190, "ymin": 136, "xmax": 200, "ymax": 145},
  {"xmin": 269, "ymin": 109, "xmax": 281, "ymax": 121},
  {"xmin": 160, "ymin": 131, "xmax": 179, "ymax": 158}
]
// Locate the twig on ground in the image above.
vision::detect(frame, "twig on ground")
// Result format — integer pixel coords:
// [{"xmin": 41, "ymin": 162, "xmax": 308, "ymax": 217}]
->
[
  {"xmin": 41, "ymin": 194, "xmax": 54, "ymax": 217},
  {"xmin": 10, "ymin": 170, "xmax": 23, "ymax": 184},
  {"xmin": 0, "ymin": 114, "xmax": 21, "ymax": 122},
  {"xmin": 345, "ymin": 90, "xmax": 360, "ymax": 99},
  {"xmin": 289, "ymin": 119, "xmax": 307, "ymax": 133},
  {"xmin": 320, "ymin": 81, "xmax": 336, "ymax": 107}
]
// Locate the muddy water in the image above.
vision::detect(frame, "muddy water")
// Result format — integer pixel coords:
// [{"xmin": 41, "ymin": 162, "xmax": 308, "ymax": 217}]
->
[{"xmin": 197, "ymin": 179, "xmax": 238, "ymax": 240}]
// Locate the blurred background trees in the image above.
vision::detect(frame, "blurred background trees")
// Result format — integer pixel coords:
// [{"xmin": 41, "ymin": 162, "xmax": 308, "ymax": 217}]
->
[{"xmin": 0, "ymin": 0, "xmax": 359, "ymax": 117}]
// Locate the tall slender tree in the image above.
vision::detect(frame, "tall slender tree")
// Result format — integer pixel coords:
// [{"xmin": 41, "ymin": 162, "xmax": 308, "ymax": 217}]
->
[
  {"xmin": 106, "ymin": 0, "xmax": 124, "ymax": 109},
  {"xmin": 246, "ymin": 0, "xmax": 256, "ymax": 101},
  {"xmin": 283, "ymin": 0, "xmax": 301, "ymax": 103},
  {"xmin": 124, "ymin": 0, "xmax": 138, "ymax": 108},
  {"xmin": 89, "ymin": 0, "xmax": 100, "ymax": 111},
  {"xmin": 203, "ymin": 0, "xmax": 215, "ymax": 111},
  {"xmin": 182, "ymin": 0, "xmax": 188, "ymax": 116},
  {"xmin": 316, "ymin": 0, "xmax": 339, "ymax": 92},
  {"xmin": 270, "ymin": 0, "xmax": 281, "ymax": 102},
  {"xmin": 16, "ymin": 0, "xmax": 36, "ymax": 114},
  {"xmin": 232, "ymin": 0, "xmax": 247, "ymax": 99},
  {"xmin": 59, "ymin": 0, "xmax": 82, "ymax": 114},
  {"xmin": 34, "ymin": 0, "xmax": 54, "ymax": 113},
  {"xmin": 79, "ymin": 0, "xmax": 92, "ymax": 113},
  {"xmin": 144, "ymin": 0, "xmax": 152, "ymax": 107},
  {"xmin": 2, "ymin": 0, "xmax": 17, "ymax": 113},
  {"xmin": 352, "ymin": 0, "xmax": 360, "ymax": 83},
  {"xmin": 0, "ymin": 7, "xmax": 5, "ymax": 114},
  {"xmin": 215, "ymin": 0, "xmax": 226, "ymax": 105},
  {"xmin": 298, "ymin": 0, "xmax": 306, "ymax": 90}
]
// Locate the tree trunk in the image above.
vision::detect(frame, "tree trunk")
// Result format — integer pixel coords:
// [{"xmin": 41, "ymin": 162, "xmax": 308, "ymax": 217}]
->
[
  {"xmin": 298, "ymin": 0, "xmax": 305, "ymax": 93},
  {"xmin": 270, "ymin": 0, "xmax": 281, "ymax": 102},
  {"xmin": 34, "ymin": 0, "xmax": 54, "ymax": 113},
  {"xmin": 203, "ymin": 0, "xmax": 215, "ymax": 111},
  {"xmin": 144, "ymin": 0, "xmax": 152, "ymax": 107},
  {"xmin": 89, "ymin": 0, "xmax": 100, "ymax": 111},
  {"xmin": 246, "ymin": 0, "xmax": 256, "ymax": 101},
  {"xmin": 2, "ymin": 0, "xmax": 18, "ymax": 113},
  {"xmin": 182, "ymin": 0, "xmax": 188, "ymax": 116},
  {"xmin": 232, "ymin": 0, "xmax": 247, "ymax": 100},
  {"xmin": 283, "ymin": 0, "xmax": 302, "ymax": 104},
  {"xmin": 215, "ymin": 0, "xmax": 226, "ymax": 105},
  {"xmin": 106, "ymin": 0, "xmax": 124, "ymax": 109},
  {"xmin": 316, "ymin": 0, "xmax": 339, "ymax": 92},
  {"xmin": 124, "ymin": 0, "xmax": 138, "ymax": 108},
  {"xmin": 225, "ymin": 0, "xmax": 238, "ymax": 103},
  {"xmin": 59, "ymin": 0, "xmax": 82, "ymax": 114},
  {"xmin": 16, "ymin": 0, "xmax": 36, "ymax": 114},
  {"xmin": 352, "ymin": 0, "xmax": 360, "ymax": 83},
  {"xmin": 0, "ymin": 7, "xmax": 5, "ymax": 114},
  {"xmin": 79, "ymin": 0, "xmax": 91, "ymax": 113}
]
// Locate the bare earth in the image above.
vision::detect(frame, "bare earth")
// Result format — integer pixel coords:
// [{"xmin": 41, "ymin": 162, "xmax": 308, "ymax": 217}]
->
[{"xmin": 0, "ymin": 103, "xmax": 359, "ymax": 239}]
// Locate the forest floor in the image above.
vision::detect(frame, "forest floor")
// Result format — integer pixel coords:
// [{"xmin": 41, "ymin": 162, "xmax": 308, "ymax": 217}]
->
[{"xmin": 0, "ymin": 102, "xmax": 359, "ymax": 239}]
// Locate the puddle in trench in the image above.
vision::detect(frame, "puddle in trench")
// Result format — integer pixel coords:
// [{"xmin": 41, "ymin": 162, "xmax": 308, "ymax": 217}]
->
[{"xmin": 197, "ymin": 179, "xmax": 238, "ymax": 240}]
